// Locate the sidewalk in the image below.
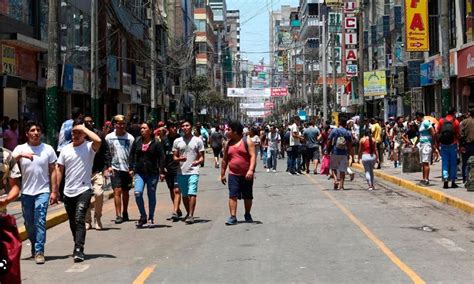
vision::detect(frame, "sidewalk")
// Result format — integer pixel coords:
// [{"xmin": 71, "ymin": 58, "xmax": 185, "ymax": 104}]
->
[{"xmin": 352, "ymin": 159, "xmax": 474, "ymax": 215}]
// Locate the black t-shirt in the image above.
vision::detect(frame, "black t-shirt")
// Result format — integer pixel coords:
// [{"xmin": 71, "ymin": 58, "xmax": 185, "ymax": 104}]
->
[
  {"xmin": 162, "ymin": 134, "xmax": 180, "ymax": 174},
  {"xmin": 210, "ymin": 131, "xmax": 224, "ymax": 148}
]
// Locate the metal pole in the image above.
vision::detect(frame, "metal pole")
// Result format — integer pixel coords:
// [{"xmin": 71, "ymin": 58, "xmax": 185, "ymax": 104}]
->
[
  {"xmin": 440, "ymin": 0, "xmax": 450, "ymax": 115},
  {"xmin": 46, "ymin": 0, "xmax": 58, "ymax": 147},
  {"xmin": 149, "ymin": 1, "xmax": 157, "ymax": 124},
  {"xmin": 358, "ymin": 4, "xmax": 365, "ymax": 136},
  {"xmin": 310, "ymin": 59, "xmax": 314, "ymax": 118},
  {"xmin": 91, "ymin": 0, "xmax": 99, "ymax": 123},
  {"xmin": 332, "ymin": 33, "xmax": 337, "ymax": 114},
  {"xmin": 322, "ymin": 14, "xmax": 328, "ymax": 123}
]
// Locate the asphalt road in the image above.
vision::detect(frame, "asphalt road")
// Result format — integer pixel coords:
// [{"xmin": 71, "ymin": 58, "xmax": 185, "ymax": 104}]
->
[{"xmin": 19, "ymin": 158, "xmax": 474, "ymax": 283}]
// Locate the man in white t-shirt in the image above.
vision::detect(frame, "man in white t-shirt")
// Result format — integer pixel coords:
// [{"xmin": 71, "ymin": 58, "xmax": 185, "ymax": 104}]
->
[
  {"xmin": 105, "ymin": 115, "xmax": 135, "ymax": 224},
  {"xmin": 13, "ymin": 121, "xmax": 57, "ymax": 264},
  {"xmin": 56, "ymin": 119, "xmax": 101, "ymax": 263},
  {"xmin": 173, "ymin": 120, "xmax": 205, "ymax": 224},
  {"xmin": 289, "ymin": 116, "xmax": 302, "ymax": 175}
]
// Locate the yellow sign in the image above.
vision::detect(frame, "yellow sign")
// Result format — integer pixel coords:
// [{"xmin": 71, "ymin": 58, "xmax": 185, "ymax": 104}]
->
[
  {"xmin": 331, "ymin": 112, "xmax": 339, "ymax": 126},
  {"xmin": 405, "ymin": 0, "xmax": 429, "ymax": 52},
  {"xmin": 364, "ymin": 71, "xmax": 387, "ymax": 97},
  {"xmin": 326, "ymin": 0, "xmax": 343, "ymax": 6},
  {"xmin": 1, "ymin": 45, "xmax": 16, "ymax": 75}
]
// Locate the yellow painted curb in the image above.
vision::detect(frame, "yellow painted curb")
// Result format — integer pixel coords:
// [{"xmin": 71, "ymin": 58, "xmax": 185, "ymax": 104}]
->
[
  {"xmin": 17, "ymin": 191, "xmax": 115, "ymax": 241},
  {"xmin": 351, "ymin": 163, "xmax": 474, "ymax": 215}
]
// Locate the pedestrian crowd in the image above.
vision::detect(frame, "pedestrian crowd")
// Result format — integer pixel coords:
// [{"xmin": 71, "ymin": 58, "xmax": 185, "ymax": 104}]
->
[
  {"xmin": 0, "ymin": 109, "xmax": 257, "ymax": 271},
  {"xmin": 1, "ymin": 106, "xmax": 473, "ymax": 278}
]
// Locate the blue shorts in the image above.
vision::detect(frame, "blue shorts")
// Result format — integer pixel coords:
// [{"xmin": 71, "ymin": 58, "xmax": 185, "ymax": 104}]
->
[
  {"xmin": 177, "ymin": 174, "xmax": 199, "ymax": 197},
  {"xmin": 228, "ymin": 174, "xmax": 253, "ymax": 200}
]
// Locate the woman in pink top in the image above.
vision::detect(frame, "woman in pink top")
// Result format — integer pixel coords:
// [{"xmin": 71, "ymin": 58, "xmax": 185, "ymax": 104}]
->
[
  {"xmin": 220, "ymin": 121, "xmax": 256, "ymax": 225},
  {"xmin": 3, "ymin": 119, "xmax": 19, "ymax": 151},
  {"xmin": 358, "ymin": 129, "xmax": 379, "ymax": 191}
]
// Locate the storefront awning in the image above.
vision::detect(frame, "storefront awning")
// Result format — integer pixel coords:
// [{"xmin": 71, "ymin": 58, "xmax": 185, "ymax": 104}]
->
[{"xmin": 0, "ymin": 33, "xmax": 48, "ymax": 52}]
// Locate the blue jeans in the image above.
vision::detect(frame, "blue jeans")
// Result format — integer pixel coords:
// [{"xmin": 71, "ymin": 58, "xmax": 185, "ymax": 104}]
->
[
  {"xmin": 134, "ymin": 174, "xmax": 158, "ymax": 221},
  {"xmin": 441, "ymin": 144, "xmax": 457, "ymax": 182},
  {"xmin": 21, "ymin": 192, "xmax": 50, "ymax": 254},
  {"xmin": 462, "ymin": 144, "xmax": 474, "ymax": 182},
  {"xmin": 289, "ymin": 145, "xmax": 300, "ymax": 173},
  {"xmin": 262, "ymin": 148, "xmax": 268, "ymax": 167},
  {"xmin": 267, "ymin": 149, "xmax": 278, "ymax": 170}
]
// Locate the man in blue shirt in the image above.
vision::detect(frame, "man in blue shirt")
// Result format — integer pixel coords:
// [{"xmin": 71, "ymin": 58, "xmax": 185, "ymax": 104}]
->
[{"xmin": 327, "ymin": 118, "xmax": 353, "ymax": 190}]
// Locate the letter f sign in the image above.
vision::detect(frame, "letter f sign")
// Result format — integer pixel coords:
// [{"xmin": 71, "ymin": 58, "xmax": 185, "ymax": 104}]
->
[{"xmin": 410, "ymin": 0, "xmax": 420, "ymax": 8}]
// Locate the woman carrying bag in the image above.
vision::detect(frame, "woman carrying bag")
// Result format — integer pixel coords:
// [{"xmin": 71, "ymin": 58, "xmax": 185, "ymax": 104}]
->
[
  {"xmin": 129, "ymin": 122, "xmax": 165, "ymax": 228},
  {"xmin": 358, "ymin": 129, "xmax": 379, "ymax": 191}
]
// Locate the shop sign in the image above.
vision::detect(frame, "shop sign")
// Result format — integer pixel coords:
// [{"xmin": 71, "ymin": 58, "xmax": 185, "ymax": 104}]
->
[
  {"xmin": 270, "ymin": 87, "xmax": 288, "ymax": 97},
  {"xmin": 264, "ymin": 101, "xmax": 275, "ymax": 109},
  {"xmin": 346, "ymin": 49, "xmax": 357, "ymax": 61},
  {"xmin": 122, "ymin": 73, "xmax": 132, "ymax": 94},
  {"xmin": 1, "ymin": 45, "xmax": 16, "ymax": 75},
  {"xmin": 63, "ymin": 64, "xmax": 74, "ymax": 91},
  {"xmin": 364, "ymin": 71, "xmax": 387, "ymax": 97},
  {"xmin": 457, "ymin": 45, "xmax": 474, "ymax": 78},
  {"xmin": 239, "ymin": 103, "xmax": 265, "ymax": 109},
  {"xmin": 326, "ymin": 0, "xmax": 343, "ymax": 7},
  {"xmin": 346, "ymin": 64, "xmax": 358, "ymax": 76},
  {"xmin": 420, "ymin": 61, "xmax": 434, "ymax": 86},
  {"xmin": 131, "ymin": 85, "xmax": 142, "ymax": 104},
  {"xmin": 405, "ymin": 0, "xmax": 429, "ymax": 52},
  {"xmin": 73, "ymin": 68, "xmax": 84, "ymax": 92}
]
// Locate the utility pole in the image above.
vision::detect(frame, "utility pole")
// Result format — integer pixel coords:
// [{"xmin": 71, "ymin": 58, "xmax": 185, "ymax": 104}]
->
[
  {"xmin": 149, "ymin": 0, "xmax": 157, "ymax": 124},
  {"xmin": 310, "ymin": 59, "xmax": 314, "ymax": 118},
  {"xmin": 91, "ymin": 0, "xmax": 99, "ymax": 124},
  {"xmin": 46, "ymin": 0, "xmax": 58, "ymax": 147},
  {"xmin": 332, "ymin": 33, "xmax": 337, "ymax": 115},
  {"xmin": 322, "ymin": 14, "xmax": 328, "ymax": 123},
  {"xmin": 358, "ymin": 3, "xmax": 365, "ymax": 135},
  {"xmin": 440, "ymin": 0, "xmax": 450, "ymax": 115}
]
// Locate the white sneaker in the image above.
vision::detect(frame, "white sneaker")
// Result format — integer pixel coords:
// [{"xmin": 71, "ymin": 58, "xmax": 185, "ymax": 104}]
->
[
  {"xmin": 272, "ymin": 169, "xmax": 276, "ymax": 173},
  {"xmin": 266, "ymin": 169, "xmax": 270, "ymax": 173}
]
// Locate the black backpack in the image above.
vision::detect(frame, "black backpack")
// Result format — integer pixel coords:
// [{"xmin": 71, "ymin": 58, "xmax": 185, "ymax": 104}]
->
[{"xmin": 439, "ymin": 119, "xmax": 455, "ymax": 145}]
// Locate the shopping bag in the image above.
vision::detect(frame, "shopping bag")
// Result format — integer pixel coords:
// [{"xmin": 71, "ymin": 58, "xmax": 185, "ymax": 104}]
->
[
  {"xmin": 320, "ymin": 154, "xmax": 330, "ymax": 175},
  {"xmin": 0, "ymin": 214, "xmax": 21, "ymax": 284}
]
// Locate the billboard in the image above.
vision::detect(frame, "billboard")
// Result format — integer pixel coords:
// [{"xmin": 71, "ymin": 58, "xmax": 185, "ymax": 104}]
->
[
  {"xmin": 227, "ymin": 88, "xmax": 271, "ymax": 97},
  {"xmin": 405, "ymin": 0, "xmax": 429, "ymax": 52},
  {"xmin": 364, "ymin": 71, "xmax": 387, "ymax": 97}
]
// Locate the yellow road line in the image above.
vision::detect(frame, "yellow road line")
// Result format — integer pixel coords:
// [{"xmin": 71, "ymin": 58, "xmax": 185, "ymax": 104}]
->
[
  {"xmin": 133, "ymin": 265, "xmax": 157, "ymax": 284},
  {"xmin": 305, "ymin": 174, "xmax": 425, "ymax": 284}
]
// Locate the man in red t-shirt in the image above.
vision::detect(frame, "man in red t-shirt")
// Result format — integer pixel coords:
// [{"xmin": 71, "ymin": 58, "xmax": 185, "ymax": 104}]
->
[
  {"xmin": 220, "ymin": 121, "xmax": 256, "ymax": 225},
  {"xmin": 437, "ymin": 108, "xmax": 460, "ymax": 188}
]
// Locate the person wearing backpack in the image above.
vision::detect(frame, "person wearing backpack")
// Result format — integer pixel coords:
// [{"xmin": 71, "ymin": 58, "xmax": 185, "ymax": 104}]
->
[
  {"xmin": 437, "ymin": 108, "xmax": 460, "ymax": 188},
  {"xmin": 327, "ymin": 118, "xmax": 354, "ymax": 190}
]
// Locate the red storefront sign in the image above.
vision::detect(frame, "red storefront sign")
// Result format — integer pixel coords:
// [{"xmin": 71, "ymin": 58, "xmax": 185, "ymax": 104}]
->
[
  {"xmin": 264, "ymin": 101, "xmax": 274, "ymax": 109},
  {"xmin": 458, "ymin": 45, "xmax": 474, "ymax": 78},
  {"xmin": 270, "ymin": 87, "xmax": 288, "ymax": 97}
]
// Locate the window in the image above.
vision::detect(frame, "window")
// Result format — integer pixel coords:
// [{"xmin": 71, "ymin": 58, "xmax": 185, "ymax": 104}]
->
[
  {"xmin": 465, "ymin": 0, "xmax": 474, "ymax": 43},
  {"xmin": 194, "ymin": 19, "xmax": 206, "ymax": 32},
  {"xmin": 428, "ymin": 0, "xmax": 439, "ymax": 56}
]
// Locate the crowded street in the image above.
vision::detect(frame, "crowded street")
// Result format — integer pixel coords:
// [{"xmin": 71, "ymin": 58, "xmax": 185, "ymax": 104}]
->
[{"xmin": 18, "ymin": 158, "xmax": 474, "ymax": 283}]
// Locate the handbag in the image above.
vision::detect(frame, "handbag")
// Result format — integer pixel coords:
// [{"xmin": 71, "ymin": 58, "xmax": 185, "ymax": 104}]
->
[{"xmin": 320, "ymin": 154, "xmax": 330, "ymax": 175}]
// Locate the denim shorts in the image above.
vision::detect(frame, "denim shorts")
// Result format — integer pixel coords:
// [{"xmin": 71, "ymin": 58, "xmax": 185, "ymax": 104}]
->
[
  {"xmin": 228, "ymin": 174, "xmax": 253, "ymax": 200},
  {"xmin": 177, "ymin": 174, "xmax": 199, "ymax": 197},
  {"xmin": 111, "ymin": 170, "xmax": 132, "ymax": 190}
]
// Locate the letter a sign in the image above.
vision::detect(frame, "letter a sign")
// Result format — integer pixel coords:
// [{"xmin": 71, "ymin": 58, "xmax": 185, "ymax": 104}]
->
[{"xmin": 405, "ymin": 0, "xmax": 429, "ymax": 52}]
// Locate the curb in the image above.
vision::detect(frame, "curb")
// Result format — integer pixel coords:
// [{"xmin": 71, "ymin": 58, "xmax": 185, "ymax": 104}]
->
[
  {"xmin": 17, "ymin": 191, "xmax": 115, "ymax": 242},
  {"xmin": 351, "ymin": 164, "xmax": 474, "ymax": 215}
]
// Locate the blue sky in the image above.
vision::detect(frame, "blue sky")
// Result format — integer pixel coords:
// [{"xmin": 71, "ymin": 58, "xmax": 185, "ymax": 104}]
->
[{"xmin": 226, "ymin": 0, "xmax": 300, "ymax": 65}]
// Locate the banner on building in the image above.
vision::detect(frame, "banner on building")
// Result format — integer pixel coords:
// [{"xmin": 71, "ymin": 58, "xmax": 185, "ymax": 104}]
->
[
  {"xmin": 270, "ymin": 87, "xmax": 288, "ymax": 97},
  {"xmin": 405, "ymin": 0, "xmax": 429, "ymax": 52},
  {"xmin": 227, "ymin": 88, "xmax": 271, "ymax": 97},
  {"xmin": 239, "ymin": 103, "xmax": 265, "ymax": 109},
  {"xmin": 1, "ymin": 45, "xmax": 16, "ymax": 75},
  {"xmin": 326, "ymin": 0, "xmax": 343, "ymax": 7},
  {"xmin": 73, "ymin": 68, "xmax": 84, "ymax": 92},
  {"xmin": 63, "ymin": 64, "xmax": 73, "ymax": 91},
  {"xmin": 363, "ymin": 71, "xmax": 387, "ymax": 97},
  {"xmin": 122, "ymin": 73, "xmax": 132, "ymax": 94}
]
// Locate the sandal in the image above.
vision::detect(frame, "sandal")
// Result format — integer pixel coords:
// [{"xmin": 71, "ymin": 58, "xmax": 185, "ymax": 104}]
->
[{"xmin": 334, "ymin": 182, "xmax": 339, "ymax": 190}]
